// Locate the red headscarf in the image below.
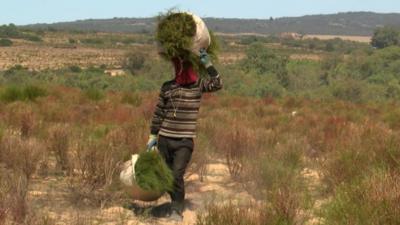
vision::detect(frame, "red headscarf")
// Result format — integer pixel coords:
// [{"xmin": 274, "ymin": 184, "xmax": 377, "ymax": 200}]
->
[{"xmin": 172, "ymin": 58, "xmax": 198, "ymax": 85}]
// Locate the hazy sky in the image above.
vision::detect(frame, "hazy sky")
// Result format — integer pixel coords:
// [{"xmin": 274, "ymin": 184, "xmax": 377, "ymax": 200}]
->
[{"xmin": 1, "ymin": 0, "xmax": 399, "ymax": 25}]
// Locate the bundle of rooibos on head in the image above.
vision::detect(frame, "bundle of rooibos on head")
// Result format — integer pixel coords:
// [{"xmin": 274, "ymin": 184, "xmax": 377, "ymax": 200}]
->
[{"xmin": 156, "ymin": 11, "xmax": 219, "ymax": 73}]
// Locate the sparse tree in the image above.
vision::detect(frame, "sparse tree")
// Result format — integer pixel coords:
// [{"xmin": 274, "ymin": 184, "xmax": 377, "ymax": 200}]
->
[
  {"xmin": 371, "ymin": 26, "xmax": 400, "ymax": 49},
  {"xmin": 123, "ymin": 52, "xmax": 146, "ymax": 74},
  {"xmin": 241, "ymin": 43, "xmax": 289, "ymax": 87},
  {"xmin": 325, "ymin": 42, "xmax": 335, "ymax": 52}
]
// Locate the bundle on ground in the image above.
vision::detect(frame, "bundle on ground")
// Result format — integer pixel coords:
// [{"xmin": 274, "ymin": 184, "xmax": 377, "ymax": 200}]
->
[{"xmin": 134, "ymin": 151, "xmax": 174, "ymax": 193}]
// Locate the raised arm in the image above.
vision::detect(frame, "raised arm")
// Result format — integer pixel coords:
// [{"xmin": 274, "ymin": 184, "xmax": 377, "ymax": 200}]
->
[{"xmin": 199, "ymin": 49, "xmax": 223, "ymax": 93}]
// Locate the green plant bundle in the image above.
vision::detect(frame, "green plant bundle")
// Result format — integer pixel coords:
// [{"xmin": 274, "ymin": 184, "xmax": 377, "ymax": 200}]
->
[
  {"xmin": 134, "ymin": 150, "xmax": 174, "ymax": 193},
  {"xmin": 156, "ymin": 11, "xmax": 219, "ymax": 75},
  {"xmin": 156, "ymin": 12, "xmax": 196, "ymax": 60}
]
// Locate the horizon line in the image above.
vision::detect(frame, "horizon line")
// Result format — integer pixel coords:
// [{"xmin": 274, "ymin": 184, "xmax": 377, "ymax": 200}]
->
[{"xmin": 4, "ymin": 10, "xmax": 400, "ymax": 26}]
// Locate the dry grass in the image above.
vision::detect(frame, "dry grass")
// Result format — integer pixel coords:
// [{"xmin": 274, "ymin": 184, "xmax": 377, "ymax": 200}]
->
[
  {"xmin": 0, "ymin": 160, "xmax": 34, "ymax": 224},
  {"xmin": 0, "ymin": 86, "xmax": 399, "ymax": 224},
  {"xmin": 196, "ymin": 202, "xmax": 269, "ymax": 225},
  {"xmin": 47, "ymin": 124, "xmax": 71, "ymax": 172}
]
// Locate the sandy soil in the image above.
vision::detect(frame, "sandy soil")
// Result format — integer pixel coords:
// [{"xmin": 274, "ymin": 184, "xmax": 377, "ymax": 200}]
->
[
  {"xmin": 290, "ymin": 54, "xmax": 322, "ymax": 61},
  {"xmin": 0, "ymin": 44, "xmax": 126, "ymax": 71},
  {"xmin": 28, "ymin": 162, "xmax": 255, "ymax": 225},
  {"xmin": 303, "ymin": 35, "xmax": 371, "ymax": 43}
]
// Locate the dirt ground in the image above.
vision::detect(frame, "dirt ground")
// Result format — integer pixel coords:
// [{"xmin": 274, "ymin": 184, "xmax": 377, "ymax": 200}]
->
[
  {"xmin": 28, "ymin": 162, "xmax": 255, "ymax": 225},
  {"xmin": 0, "ymin": 43, "xmax": 126, "ymax": 71},
  {"xmin": 303, "ymin": 34, "xmax": 371, "ymax": 43}
]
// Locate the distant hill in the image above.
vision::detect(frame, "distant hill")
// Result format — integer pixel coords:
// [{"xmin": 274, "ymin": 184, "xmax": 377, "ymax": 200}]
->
[{"xmin": 24, "ymin": 12, "xmax": 400, "ymax": 36}]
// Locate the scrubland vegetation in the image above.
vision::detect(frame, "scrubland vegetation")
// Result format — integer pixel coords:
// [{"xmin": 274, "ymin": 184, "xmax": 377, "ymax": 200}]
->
[{"xmin": 0, "ymin": 26, "xmax": 399, "ymax": 224}]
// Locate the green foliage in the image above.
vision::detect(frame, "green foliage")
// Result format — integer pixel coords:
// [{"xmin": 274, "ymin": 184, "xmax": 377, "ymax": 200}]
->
[
  {"xmin": 322, "ymin": 171, "xmax": 400, "ymax": 225},
  {"xmin": 23, "ymin": 85, "xmax": 47, "ymax": 101},
  {"xmin": 325, "ymin": 42, "xmax": 335, "ymax": 52},
  {"xmin": 0, "ymin": 24, "xmax": 42, "ymax": 42},
  {"xmin": 121, "ymin": 92, "xmax": 142, "ymax": 106},
  {"xmin": 1, "ymin": 33, "xmax": 400, "ymax": 103},
  {"xmin": 239, "ymin": 35, "xmax": 279, "ymax": 45},
  {"xmin": 84, "ymin": 88, "xmax": 104, "ymax": 101},
  {"xmin": 208, "ymin": 31, "xmax": 220, "ymax": 62},
  {"xmin": 156, "ymin": 12, "xmax": 196, "ymax": 60},
  {"xmin": 0, "ymin": 24, "xmax": 19, "ymax": 38},
  {"xmin": 156, "ymin": 11, "xmax": 219, "ymax": 74},
  {"xmin": 81, "ymin": 38, "xmax": 104, "ymax": 45},
  {"xmin": 0, "ymin": 85, "xmax": 47, "ymax": 103},
  {"xmin": 0, "ymin": 86, "xmax": 22, "ymax": 102},
  {"xmin": 123, "ymin": 52, "xmax": 146, "ymax": 74},
  {"xmin": 280, "ymin": 37, "xmax": 365, "ymax": 53},
  {"xmin": 241, "ymin": 43, "xmax": 289, "ymax": 87},
  {"xmin": 69, "ymin": 65, "xmax": 82, "ymax": 73},
  {"xmin": 0, "ymin": 38, "xmax": 13, "ymax": 47},
  {"xmin": 134, "ymin": 151, "xmax": 174, "ymax": 192},
  {"xmin": 371, "ymin": 26, "xmax": 400, "ymax": 49},
  {"xmin": 331, "ymin": 79, "xmax": 364, "ymax": 103},
  {"xmin": 24, "ymin": 34, "xmax": 42, "ymax": 42},
  {"xmin": 68, "ymin": 38, "xmax": 77, "ymax": 44}
]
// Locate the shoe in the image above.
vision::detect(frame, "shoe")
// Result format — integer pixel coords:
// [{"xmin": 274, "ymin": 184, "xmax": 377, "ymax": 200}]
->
[{"xmin": 169, "ymin": 209, "xmax": 183, "ymax": 222}]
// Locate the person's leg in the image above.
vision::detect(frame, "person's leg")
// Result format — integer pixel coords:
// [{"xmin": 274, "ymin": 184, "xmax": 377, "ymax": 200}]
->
[
  {"xmin": 157, "ymin": 135, "xmax": 173, "ymax": 168},
  {"xmin": 169, "ymin": 138, "xmax": 194, "ymax": 214}
]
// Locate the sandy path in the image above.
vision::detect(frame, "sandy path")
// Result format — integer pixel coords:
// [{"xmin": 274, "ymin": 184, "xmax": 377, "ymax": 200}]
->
[{"xmin": 28, "ymin": 162, "xmax": 254, "ymax": 225}]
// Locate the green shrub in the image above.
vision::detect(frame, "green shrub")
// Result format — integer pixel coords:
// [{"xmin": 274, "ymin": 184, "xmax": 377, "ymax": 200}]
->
[
  {"xmin": 84, "ymin": 88, "xmax": 104, "ymax": 101},
  {"xmin": 322, "ymin": 171, "xmax": 400, "ymax": 225},
  {"xmin": 0, "ymin": 86, "xmax": 22, "ymax": 102},
  {"xmin": 24, "ymin": 35, "xmax": 42, "ymax": 42},
  {"xmin": 123, "ymin": 52, "xmax": 146, "ymax": 74},
  {"xmin": 0, "ymin": 85, "xmax": 47, "ymax": 103},
  {"xmin": 81, "ymin": 38, "xmax": 104, "ymax": 45},
  {"xmin": 331, "ymin": 79, "xmax": 364, "ymax": 103},
  {"xmin": 4, "ymin": 64, "xmax": 26, "ymax": 74},
  {"xmin": 0, "ymin": 38, "xmax": 13, "ymax": 47},
  {"xmin": 241, "ymin": 43, "xmax": 289, "ymax": 87},
  {"xmin": 23, "ymin": 85, "xmax": 47, "ymax": 101},
  {"xmin": 371, "ymin": 26, "xmax": 400, "ymax": 49},
  {"xmin": 325, "ymin": 42, "xmax": 335, "ymax": 52},
  {"xmin": 0, "ymin": 24, "xmax": 20, "ymax": 38},
  {"xmin": 69, "ymin": 65, "xmax": 82, "ymax": 73},
  {"xmin": 68, "ymin": 38, "xmax": 77, "ymax": 44},
  {"xmin": 121, "ymin": 92, "xmax": 142, "ymax": 106},
  {"xmin": 134, "ymin": 151, "xmax": 174, "ymax": 192}
]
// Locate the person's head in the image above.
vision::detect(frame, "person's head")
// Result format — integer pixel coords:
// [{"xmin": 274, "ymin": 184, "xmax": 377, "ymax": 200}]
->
[{"xmin": 172, "ymin": 58, "xmax": 198, "ymax": 85}]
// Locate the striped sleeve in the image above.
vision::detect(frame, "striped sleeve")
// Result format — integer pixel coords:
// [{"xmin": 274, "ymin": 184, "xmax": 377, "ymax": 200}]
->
[
  {"xmin": 200, "ymin": 65, "xmax": 223, "ymax": 93},
  {"xmin": 150, "ymin": 87, "xmax": 167, "ymax": 135}
]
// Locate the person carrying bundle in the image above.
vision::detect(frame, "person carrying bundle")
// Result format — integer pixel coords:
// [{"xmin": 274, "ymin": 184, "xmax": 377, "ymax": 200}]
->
[
  {"xmin": 147, "ymin": 51, "xmax": 222, "ymax": 221},
  {"xmin": 147, "ymin": 11, "xmax": 222, "ymax": 222}
]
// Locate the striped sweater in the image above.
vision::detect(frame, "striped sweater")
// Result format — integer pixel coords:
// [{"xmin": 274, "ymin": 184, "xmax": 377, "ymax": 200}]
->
[{"xmin": 150, "ymin": 66, "xmax": 222, "ymax": 138}]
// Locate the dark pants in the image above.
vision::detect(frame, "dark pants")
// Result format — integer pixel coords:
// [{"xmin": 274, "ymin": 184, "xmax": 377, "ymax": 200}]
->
[{"xmin": 158, "ymin": 135, "xmax": 193, "ymax": 213}]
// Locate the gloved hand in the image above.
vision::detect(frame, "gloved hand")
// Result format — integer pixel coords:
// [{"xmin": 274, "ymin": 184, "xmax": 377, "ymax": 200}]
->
[
  {"xmin": 200, "ymin": 48, "xmax": 212, "ymax": 68},
  {"xmin": 146, "ymin": 134, "xmax": 157, "ymax": 151}
]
